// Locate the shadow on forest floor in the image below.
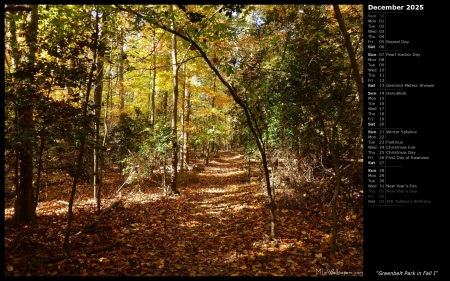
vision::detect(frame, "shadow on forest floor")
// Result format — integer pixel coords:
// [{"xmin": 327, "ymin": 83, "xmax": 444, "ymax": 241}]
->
[{"xmin": 4, "ymin": 151, "xmax": 363, "ymax": 277}]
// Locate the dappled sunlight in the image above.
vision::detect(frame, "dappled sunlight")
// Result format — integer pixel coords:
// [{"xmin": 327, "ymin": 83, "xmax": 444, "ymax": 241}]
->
[{"xmin": 198, "ymin": 167, "xmax": 244, "ymax": 177}]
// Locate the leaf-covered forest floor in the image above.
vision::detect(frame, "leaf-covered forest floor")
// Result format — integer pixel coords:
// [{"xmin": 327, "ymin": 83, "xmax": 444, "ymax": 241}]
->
[{"xmin": 4, "ymin": 151, "xmax": 363, "ymax": 276}]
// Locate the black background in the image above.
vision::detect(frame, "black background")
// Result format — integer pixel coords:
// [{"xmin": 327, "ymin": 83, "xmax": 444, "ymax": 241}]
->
[{"xmin": 363, "ymin": 1, "xmax": 444, "ymax": 278}]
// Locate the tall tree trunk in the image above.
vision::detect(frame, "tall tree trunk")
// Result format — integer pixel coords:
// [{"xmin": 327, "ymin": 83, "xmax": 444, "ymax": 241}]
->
[
  {"xmin": 183, "ymin": 73, "xmax": 191, "ymax": 165},
  {"xmin": 180, "ymin": 64, "xmax": 186, "ymax": 171},
  {"xmin": 102, "ymin": 39, "xmax": 113, "ymax": 181},
  {"xmin": 6, "ymin": 6, "xmax": 23, "ymax": 218},
  {"xmin": 94, "ymin": 13, "xmax": 107, "ymax": 213},
  {"xmin": 118, "ymin": 27, "xmax": 125, "ymax": 111},
  {"xmin": 167, "ymin": 5, "xmax": 180, "ymax": 196},
  {"xmin": 14, "ymin": 4, "xmax": 38, "ymax": 223},
  {"xmin": 150, "ymin": 25, "xmax": 156, "ymax": 126}
]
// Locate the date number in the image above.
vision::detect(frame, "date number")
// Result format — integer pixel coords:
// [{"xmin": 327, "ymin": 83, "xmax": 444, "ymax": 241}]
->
[{"xmin": 406, "ymin": 5, "xmax": 424, "ymax": 10}]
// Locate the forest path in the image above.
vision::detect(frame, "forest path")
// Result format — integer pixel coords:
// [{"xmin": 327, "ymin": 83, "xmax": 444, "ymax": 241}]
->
[
  {"xmin": 134, "ymin": 151, "xmax": 274, "ymax": 276},
  {"xmin": 5, "ymin": 151, "xmax": 363, "ymax": 276}
]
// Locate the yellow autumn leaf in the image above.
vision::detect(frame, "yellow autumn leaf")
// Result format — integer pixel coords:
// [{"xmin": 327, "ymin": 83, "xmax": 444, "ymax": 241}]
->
[
  {"xmin": 348, "ymin": 247, "xmax": 357, "ymax": 255},
  {"xmin": 315, "ymin": 253, "xmax": 322, "ymax": 258},
  {"xmin": 240, "ymin": 265, "xmax": 247, "ymax": 269},
  {"xmin": 7, "ymin": 265, "xmax": 13, "ymax": 271}
]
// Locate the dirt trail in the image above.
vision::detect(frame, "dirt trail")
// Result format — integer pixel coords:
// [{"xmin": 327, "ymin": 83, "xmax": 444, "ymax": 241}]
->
[
  {"xmin": 130, "ymin": 151, "xmax": 270, "ymax": 276},
  {"xmin": 5, "ymin": 151, "xmax": 363, "ymax": 276}
]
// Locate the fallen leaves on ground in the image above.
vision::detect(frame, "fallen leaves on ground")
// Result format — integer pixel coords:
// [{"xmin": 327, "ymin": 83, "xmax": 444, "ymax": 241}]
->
[{"xmin": 4, "ymin": 151, "xmax": 363, "ymax": 276}]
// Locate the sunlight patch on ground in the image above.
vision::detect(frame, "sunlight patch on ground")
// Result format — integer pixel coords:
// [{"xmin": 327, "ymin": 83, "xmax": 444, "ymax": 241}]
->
[
  {"xmin": 227, "ymin": 154, "xmax": 245, "ymax": 161},
  {"xmin": 204, "ymin": 188, "xmax": 226, "ymax": 194},
  {"xmin": 201, "ymin": 166, "xmax": 242, "ymax": 174},
  {"xmin": 232, "ymin": 204, "xmax": 260, "ymax": 211}
]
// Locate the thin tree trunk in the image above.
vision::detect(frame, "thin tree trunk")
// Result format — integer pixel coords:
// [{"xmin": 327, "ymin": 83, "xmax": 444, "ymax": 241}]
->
[
  {"xmin": 118, "ymin": 27, "xmax": 125, "ymax": 111},
  {"xmin": 63, "ymin": 9, "xmax": 100, "ymax": 258},
  {"xmin": 330, "ymin": 145, "xmax": 343, "ymax": 256},
  {"xmin": 184, "ymin": 78, "xmax": 191, "ymax": 165},
  {"xmin": 150, "ymin": 25, "xmax": 156, "ymax": 126},
  {"xmin": 94, "ymin": 13, "xmax": 107, "ymax": 213},
  {"xmin": 102, "ymin": 43, "xmax": 112, "ymax": 181},
  {"xmin": 180, "ymin": 64, "xmax": 186, "ymax": 171},
  {"xmin": 167, "ymin": 5, "xmax": 180, "ymax": 196}
]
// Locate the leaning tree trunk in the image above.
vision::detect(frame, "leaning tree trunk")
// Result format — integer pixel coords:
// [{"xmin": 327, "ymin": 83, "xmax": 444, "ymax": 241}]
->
[
  {"xmin": 333, "ymin": 5, "xmax": 363, "ymax": 115},
  {"xmin": 333, "ymin": 4, "xmax": 364, "ymax": 163},
  {"xmin": 114, "ymin": 3, "xmax": 276, "ymax": 237}
]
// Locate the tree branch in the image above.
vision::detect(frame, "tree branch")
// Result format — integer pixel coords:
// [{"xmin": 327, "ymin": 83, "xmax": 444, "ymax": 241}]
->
[{"xmin": 4, "ymin": 6, "xmax": 32, "ymax": 12}]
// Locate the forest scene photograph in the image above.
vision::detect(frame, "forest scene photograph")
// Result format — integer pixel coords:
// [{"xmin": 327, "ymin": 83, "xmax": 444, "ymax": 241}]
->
[{"xmin": 4, "ymin": 4, "xmax": 364, "ymax": 276}]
